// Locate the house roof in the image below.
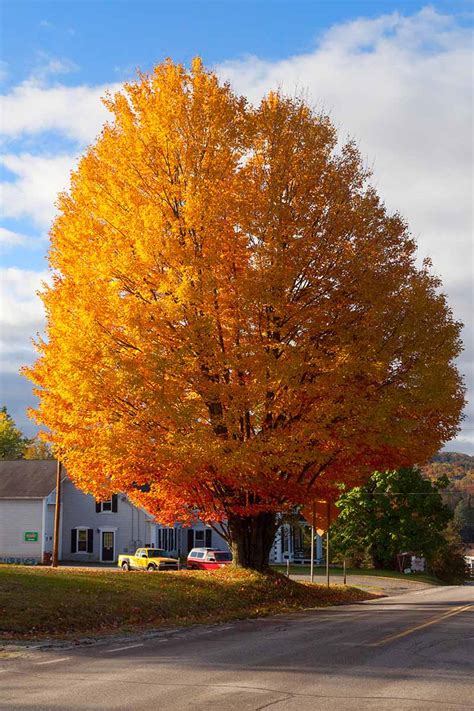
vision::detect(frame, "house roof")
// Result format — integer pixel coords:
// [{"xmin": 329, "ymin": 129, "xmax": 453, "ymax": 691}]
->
[{"xmin": 0, "ymin": 460, "xmax": 58, "ymax": 499}]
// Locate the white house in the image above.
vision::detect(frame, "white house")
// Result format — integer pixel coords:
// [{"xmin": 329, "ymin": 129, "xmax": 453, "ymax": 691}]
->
[
  {"xmin": 270, "ymin": 520, "xmax": 323, "ymax": 564},
  {"xmin": 0, "ymin": 460, "xmax": 57, "ymax": 565},
  {"xmin": 0, "ymin": 460, "xmax": 228, "ymax": 564}
]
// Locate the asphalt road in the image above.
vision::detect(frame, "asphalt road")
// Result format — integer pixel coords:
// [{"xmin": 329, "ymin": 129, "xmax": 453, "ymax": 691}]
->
[{"xmin": 1, "ymin": 585, "xmax": 472, "ymax": 710}]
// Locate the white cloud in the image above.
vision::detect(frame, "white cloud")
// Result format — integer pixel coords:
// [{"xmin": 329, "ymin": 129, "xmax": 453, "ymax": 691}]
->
[
  {"xmin": 1, "ymin": 153, "xmax": 77, "ymax": 228},
  {"xmin": 0, "ymin": 71, "xmax": 118, "ymax": 230},
  {"xmin": 0, "ymin": 267, "xmax": 49, "ymax": 373},
  {"xmin": 217, "ymin": 8, "xmax": 472, "ymax": 292},
  {"xmin": 0, "ymin": 78, "xmax": 118, "ymax": 143},
  {"xmin": 0, "ymin": 267, "xmax": 48, "ymax": 435},
  {"xmin": 0, "ymin": 227, "xmax": 28, "ymax": 246},
  {"xmin": 217, "ymin": 6, "xmax": 473, "ymax": 451},
  {"xmin": 31, "ymin": 56, "xmax": 79, "ymax": 81}
]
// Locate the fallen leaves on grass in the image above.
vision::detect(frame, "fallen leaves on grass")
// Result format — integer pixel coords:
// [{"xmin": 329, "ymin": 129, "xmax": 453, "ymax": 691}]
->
[{"xmin": 0, "ymin": 565, "xmax": 380, "ymax": 640}]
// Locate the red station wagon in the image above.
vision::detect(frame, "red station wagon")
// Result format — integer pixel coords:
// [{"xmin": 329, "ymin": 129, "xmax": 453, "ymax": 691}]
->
[{"xmin": 187, "ymin": 548, "xmax": 232, "ymax": 570}]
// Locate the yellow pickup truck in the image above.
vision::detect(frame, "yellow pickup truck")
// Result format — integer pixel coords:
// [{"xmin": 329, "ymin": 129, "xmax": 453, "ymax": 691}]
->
[{"xmin": 118, "ymin": 548, "xmax": 179, "ymax": 572}]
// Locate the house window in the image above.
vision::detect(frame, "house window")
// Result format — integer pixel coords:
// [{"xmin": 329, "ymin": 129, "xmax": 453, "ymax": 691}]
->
[
  {"xmin": 77, "ymin": 528, "xmax": 88, "ymax": 552},
  {"xmin": 156, "ymin": 527, "xmax": 176, "ymax": 551},
  {"xmin": 96, "ymin": 494, "xmax": 118, "ymax": 513},
  {"xmin": 71, "ymin": 527, "xmax": 93, "ymax": 554}
]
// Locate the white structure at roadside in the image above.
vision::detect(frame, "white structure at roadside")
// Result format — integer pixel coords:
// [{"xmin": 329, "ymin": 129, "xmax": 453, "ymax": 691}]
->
[
  {"xmin": 465, "ymin": 549, "xmax": 474, "ymax": 577},
  {"xmin": 270, "ymin": 521, "xmax": 323, "ymax": 564}
]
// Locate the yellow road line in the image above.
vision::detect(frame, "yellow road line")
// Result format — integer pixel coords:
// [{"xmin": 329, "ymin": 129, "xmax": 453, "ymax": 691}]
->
[{"xmin": 369, "ymin": 603, "xmax": 473, "ymax": 647}]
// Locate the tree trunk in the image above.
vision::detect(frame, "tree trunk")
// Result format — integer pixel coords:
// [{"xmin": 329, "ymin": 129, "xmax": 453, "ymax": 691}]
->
[{"xmin": 227, "ymin": 511, "xmax": 278, "ymax": 572}]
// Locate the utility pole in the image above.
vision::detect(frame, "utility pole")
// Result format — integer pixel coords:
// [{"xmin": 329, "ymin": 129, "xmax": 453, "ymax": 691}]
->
[
  {"xmin": 310, "ymin": 500, "xmax": 315, "ymax": 583},
  {"xmin": 51, "ymin": 459, "xmax": 62, "ymax": 567}
]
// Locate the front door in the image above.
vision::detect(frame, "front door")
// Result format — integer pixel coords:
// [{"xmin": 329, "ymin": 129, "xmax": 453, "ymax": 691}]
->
[{"xmin": 101, "ymin": 531, "xmax": 115, "ymax": 561}]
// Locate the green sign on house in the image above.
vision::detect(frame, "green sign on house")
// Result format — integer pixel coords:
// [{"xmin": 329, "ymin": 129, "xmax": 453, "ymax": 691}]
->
[{"xmin": 24, "ymin": 531, "xmax": 38, "ymax": 542}]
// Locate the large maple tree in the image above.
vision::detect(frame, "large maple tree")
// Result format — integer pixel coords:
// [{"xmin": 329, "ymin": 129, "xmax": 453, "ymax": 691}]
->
[{"xmin": 26, "ymin": 59, "xmax": 464, "ymax": 570}]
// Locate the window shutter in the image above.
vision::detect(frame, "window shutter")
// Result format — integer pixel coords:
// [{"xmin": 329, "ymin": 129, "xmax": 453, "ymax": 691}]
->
[
  {"xmin": 71, "ymin": 528, "xmax": 77, "ymax": 553},
  {"xmin": 187, "ymin": 529, "xmax": 194, "ymax": 552},
  {"xmin": 95, "ymin": 501, "xmax": 101, "ymax": 513},
  {"xmin": 112, "ymin": 494, "xmax": 118, "ymax": 513},
  {"xmin": 205, "ymin": 529, "xmax": 212, "ymax": 547},
  {"xmin": 87, "ymin": 528, "xmax": 94, "ymax": 553}
]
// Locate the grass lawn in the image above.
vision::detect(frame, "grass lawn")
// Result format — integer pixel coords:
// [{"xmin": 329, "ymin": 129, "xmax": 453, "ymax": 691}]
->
[
  {"xmin": 270, "ymin": 564, "xmax": 441, "ymax": 585},
  {"xmin": 0, "ymin": 565, "xmax": 379, "ymax": 640}
]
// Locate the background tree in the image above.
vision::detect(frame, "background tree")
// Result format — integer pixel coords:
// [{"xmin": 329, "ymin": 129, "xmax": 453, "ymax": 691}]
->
[
  {"xmin": 454, "ymin": 496, "xmax": 474, "ymax": 543},
  {"xmin": 23, "ymin": 436, "xmax": 54, "ymax": 460},
  {"xmin": 429, "ymin": 520, "xmax": 468, "ymax": 584},
  {"xmin": 331, "ymin": 468, "xmax": 452, "ymax": 569},
  {"xmin": 25, "ymin": 59, "xmax": 464, "ymax": 571},
  {"xmin": 0, "ymin": 407, "xmax": 28, "ymax": 459}
]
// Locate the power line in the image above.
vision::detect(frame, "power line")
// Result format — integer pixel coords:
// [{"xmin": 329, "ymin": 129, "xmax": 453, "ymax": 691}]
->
[{"xmin": 340, "ymin": 490, "xmax": 474, "ymax": 496}]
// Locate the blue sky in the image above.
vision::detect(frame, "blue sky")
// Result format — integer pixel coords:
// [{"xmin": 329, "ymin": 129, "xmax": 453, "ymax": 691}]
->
[
  {"xmin": 3, "ymin": 1, "xmax": 470, "ymax": 88},
  {"xmin": 1, "ymin": 1, "xmax": 473, "ymax": 451}
]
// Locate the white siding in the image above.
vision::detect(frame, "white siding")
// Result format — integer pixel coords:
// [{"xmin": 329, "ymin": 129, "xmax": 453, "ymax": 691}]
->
[
  {"xmin": 0, "ymin": 499, "xmax": 43, "ymax": 560},
  {"xmin": 270, "ymin": 524, "xmax": 323, "ymax": 564},
  {"xmin": 60, "ymin": 479, "xmax": 155, "ymax": 562}
]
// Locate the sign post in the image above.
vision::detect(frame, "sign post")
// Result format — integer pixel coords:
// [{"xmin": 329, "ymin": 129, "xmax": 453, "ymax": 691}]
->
[
  {"xmin": 302, "ymin": 498, "xmax": 339, "ymax": 588},
  {"xmin": 326, "ymin": 529, "xmax": 330, "ymax": 588},
  {"xmin": 326, "ymin": 500, "xmax": 331, "ymax": 588},
  {"xmin": 310, "ymin": 500, "xmax": 315, "ymax": 583}
]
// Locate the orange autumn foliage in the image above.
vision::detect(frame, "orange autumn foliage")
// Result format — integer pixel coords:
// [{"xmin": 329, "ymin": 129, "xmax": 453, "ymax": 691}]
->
[{"xmin": 25, "ymin": 59, "xmax": 464, "ymax": 529}]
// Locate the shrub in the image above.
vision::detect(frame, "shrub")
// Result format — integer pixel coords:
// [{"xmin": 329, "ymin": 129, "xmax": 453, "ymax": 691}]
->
[{"xmin": 429, "ymin": 521, "xmax": 468, "ymax": 584}]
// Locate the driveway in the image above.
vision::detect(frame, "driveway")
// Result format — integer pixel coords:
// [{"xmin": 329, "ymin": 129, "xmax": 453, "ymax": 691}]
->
[{"xmin": 290, "ymin": 571, "xmax": 434, "ymax": 597}]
